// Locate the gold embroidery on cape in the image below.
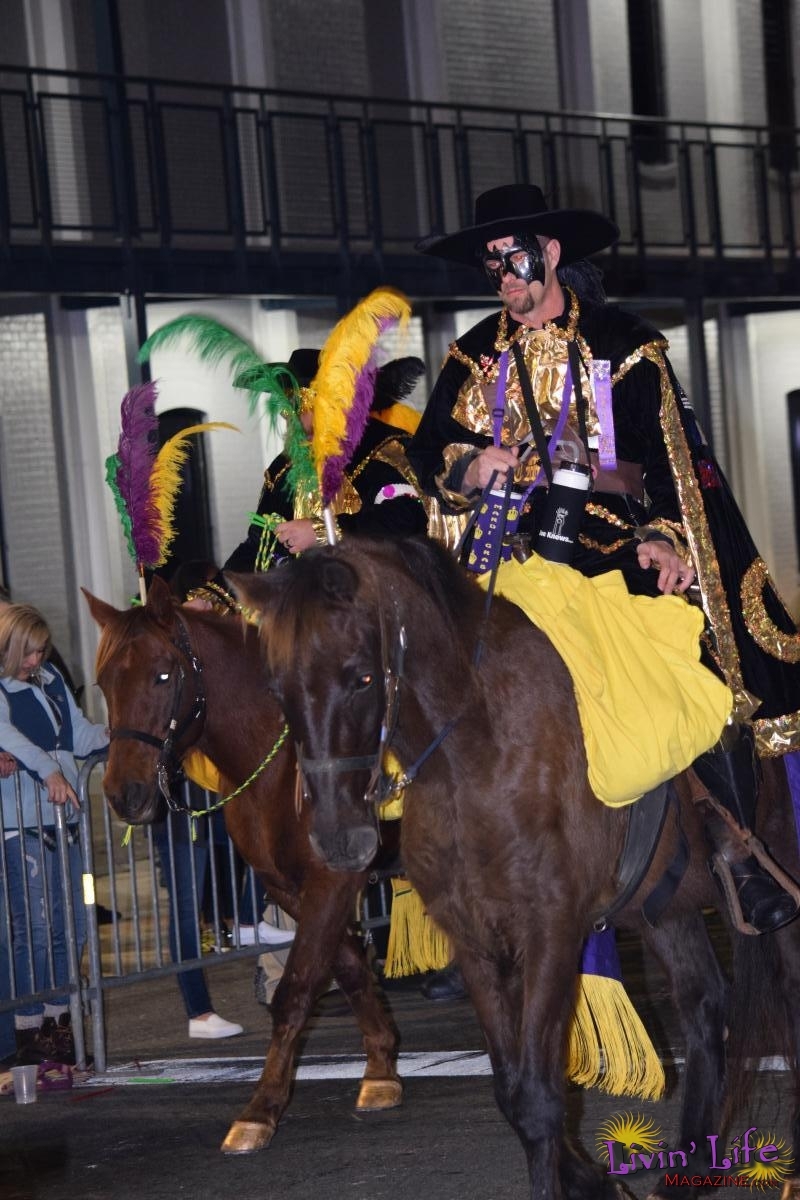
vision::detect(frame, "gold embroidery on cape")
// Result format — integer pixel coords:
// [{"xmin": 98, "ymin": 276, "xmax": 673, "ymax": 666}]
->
[
  {"xmin": 578, "ymin": 534, "xmax": 632, "ymax": 554},
  {"xmin": 349, "ymin": 436, "xmax": 416, "ymax": 485},
  {"xmin": 295, "ymin": 435, "xmax": 422, "ymax": 521},
  {"xmin": 448, "ymin": 292, "xmax": 598, "ymax": 487},
  {"xmin": 264, "ymin": 461, "xmax": 291, "ymax": 491},
  {"xmin": 585, "ymin": 502, "xmax": 634, "ymax": 530},
  {"xmin": 646, "ymin": 519, "xmax": 687, "ymax": 552},
  {"xmin": 754, "ymin": 710, "xmax": 800, "ymax": 756},
  {"xmin": 741, "ymin": 558, "xmax": 800, "ymax": 664},
  {"xmin": 649, "ymin": 345, "xmax": 756, "ymax": 720},
  {"xmin": 436, "ymin": 443, "xmax": 482, "ymax": 509},
  {"xmin": 423, "ymin": 496, "xmax": 468, "ymax": 553},
  {"xmin": 612, "ymin": 340, "xmax": 670, "ymax": 386}
]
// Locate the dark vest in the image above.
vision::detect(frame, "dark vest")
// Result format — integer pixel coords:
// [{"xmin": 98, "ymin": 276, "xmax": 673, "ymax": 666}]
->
[{"xmin": 0, "ymin": 666, "xmax": 74, "ymax": 779}]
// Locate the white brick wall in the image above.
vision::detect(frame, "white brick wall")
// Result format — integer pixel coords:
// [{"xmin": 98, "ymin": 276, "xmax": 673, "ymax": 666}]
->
[
  {"xmin": 0, "ymin": 311, "xmax": 72, "ymax": 667},
  {"xmin": 741, "ymin": 312, "xmax": 800, "ymax": 613}
]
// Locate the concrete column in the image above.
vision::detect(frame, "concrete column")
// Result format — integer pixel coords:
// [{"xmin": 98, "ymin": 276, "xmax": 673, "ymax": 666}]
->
[
  {"xmin": 685, "ymin": 297, "xmax": 712, "ymax": 449},
  {"xmin": 225, "ymin": 0, "xmax": 274, "ymax": 88},
  {"xmin": 47, "ymin": 301, "xmax": 118, "ymax": 718},
  {"xmin": 400, "ymin": 0, "xmax": 446, "ymax": 103}
]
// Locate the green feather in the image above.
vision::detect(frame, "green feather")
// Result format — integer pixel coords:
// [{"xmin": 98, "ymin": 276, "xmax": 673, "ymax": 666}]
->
[
  {"xmin": 104, "ymin": 452, "xmax": 135, "ymax": 561},
  {"xmin": 138, "ymin": 314, "xmax": 319, "ymax": 509},
  {"xmin": 138, "ymin": 314, "xmax": 267, "ymax": 382}
]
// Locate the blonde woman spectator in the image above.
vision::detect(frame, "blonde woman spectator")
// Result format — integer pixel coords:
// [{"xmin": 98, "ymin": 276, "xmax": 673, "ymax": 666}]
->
[{"xmin": 0, "ymin": 604, "xmax": 107, "ymax": 1065}]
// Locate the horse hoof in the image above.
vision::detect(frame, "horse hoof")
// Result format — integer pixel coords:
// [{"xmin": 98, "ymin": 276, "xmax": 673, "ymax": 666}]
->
[
  {"xmin": 220, "ymin": 1120, "xmax": 276, "ymax": 1154},
  {"xmin": 355, "ymin": 1078, "xmax": 403, "ymax": 1110}
]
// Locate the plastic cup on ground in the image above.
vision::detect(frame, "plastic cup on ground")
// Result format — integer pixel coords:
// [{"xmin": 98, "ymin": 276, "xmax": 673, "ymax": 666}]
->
[{"xmin": 10, "ymin": 1064, "xmax": 38, "ymax": 1104}]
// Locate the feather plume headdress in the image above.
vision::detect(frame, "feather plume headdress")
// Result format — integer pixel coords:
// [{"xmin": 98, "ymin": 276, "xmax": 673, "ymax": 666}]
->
[
  {"xmin": 138, "ymin": 314, "xmax": 316, "ymax": 502},
  {"xmin": 105, "ymin": 380, "xmax": 237, "ymax": 600},
  {"xmin": 310, "ymin": 287, "xmax": 412, "ymax": 508}
]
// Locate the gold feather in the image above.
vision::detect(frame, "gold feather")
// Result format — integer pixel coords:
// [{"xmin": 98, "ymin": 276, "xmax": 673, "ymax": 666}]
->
[
  {"xmin": 150, "ymin": 422, "xmax": 239, "ymax": 566},
  {"xmin": 311, "ymin": 288, "xmax": 411, "ymax": 492}
]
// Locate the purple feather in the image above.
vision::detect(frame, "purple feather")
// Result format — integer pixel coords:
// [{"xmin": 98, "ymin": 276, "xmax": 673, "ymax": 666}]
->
[
  {"xmin": 115, "ymin": 382, "xmax": 162, "ymax": 567},
  {"xmin": 321, "ymin": 361, "xmax": 378, "ymax": 504}
]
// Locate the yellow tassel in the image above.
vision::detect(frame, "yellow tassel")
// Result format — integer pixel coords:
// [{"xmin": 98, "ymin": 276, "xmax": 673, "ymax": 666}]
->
[
  {"xmin": 150, "ymin": 422, "xmax": 238, "ymax": 566},
  {"xmin": 377, "ymin": 749, "xmax": 405, "ymax": 820},
  {"xmin": 384, "ymin": 878, "xmax": 451, "ymax": 978},
  {"xmin": 182, "ymin": 749, "xmax": 223, "ymax": 794},
  {"xmin": 566, "ymin": 973, "xmax": 665, "ymax": 1101},
  {"xmin": 311, "ymin": 288, "xmax": 411, "ymax": 484}
]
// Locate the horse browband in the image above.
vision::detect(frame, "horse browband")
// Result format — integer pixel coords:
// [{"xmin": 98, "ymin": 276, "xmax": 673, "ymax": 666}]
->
[{"xmin": 109, "ymin": 614, "xmax": 207, "ymax": 813}]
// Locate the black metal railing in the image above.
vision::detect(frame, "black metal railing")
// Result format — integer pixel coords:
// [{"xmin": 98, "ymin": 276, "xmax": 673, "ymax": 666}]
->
[{"xmin": 0, "ymin": 63, "xmax": 798, "ymax": 296}]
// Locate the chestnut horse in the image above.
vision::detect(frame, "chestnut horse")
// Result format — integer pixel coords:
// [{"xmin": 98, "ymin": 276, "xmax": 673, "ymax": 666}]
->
[
  {"xmin": 233, "ymin": 537, "xmax": 800, "ymax": 1200},
  {"xmin": 85, "ymin": 578, "xmax": 402, "ymax": 1154}
]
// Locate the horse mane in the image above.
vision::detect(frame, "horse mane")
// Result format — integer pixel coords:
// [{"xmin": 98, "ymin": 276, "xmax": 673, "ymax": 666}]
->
[
  {"xmin": 95, "ymin": 602, "xmax": 177, "ymax": 677},
  {"xmin": 260, "ymin": 536, "xmax": 479, "ymax": 680}
]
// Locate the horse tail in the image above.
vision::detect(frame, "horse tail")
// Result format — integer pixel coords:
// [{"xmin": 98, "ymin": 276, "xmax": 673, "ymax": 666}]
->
[{"xmin": 723, "ymin": 929, "xmax": 798, "ymax": 1127}]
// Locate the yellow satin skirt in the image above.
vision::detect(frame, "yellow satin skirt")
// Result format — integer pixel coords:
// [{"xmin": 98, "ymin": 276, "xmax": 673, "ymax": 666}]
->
[{"xmin": 479, "ymin": 556, "xmax": 733, "ymax": 806}]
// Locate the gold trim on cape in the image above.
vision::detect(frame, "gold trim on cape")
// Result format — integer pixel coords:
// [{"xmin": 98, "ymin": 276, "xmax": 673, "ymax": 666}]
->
[
  {"xmin": 741, "ymin": 558, "xmax": 800, "ymax": 663},
  {"xmin": 753, "ymin": 711, "xmax": 800, "ymax": 756},
  {"xmin": 648, "ymin": 345, "xmax": 757, "ymax": 721}
]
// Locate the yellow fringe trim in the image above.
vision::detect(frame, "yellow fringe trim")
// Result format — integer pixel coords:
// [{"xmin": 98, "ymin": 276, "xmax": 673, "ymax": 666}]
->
[
  {"xmin": 384, "ymin": 878, "xmax": 451, "ymax": 978},
  {"xmin": 567, "ymin": 973, "xmax": 665, "ymax": 1101},
  {"xmin": 382, "ymin": 875, "xmax": 664, "ymax": 1101}
]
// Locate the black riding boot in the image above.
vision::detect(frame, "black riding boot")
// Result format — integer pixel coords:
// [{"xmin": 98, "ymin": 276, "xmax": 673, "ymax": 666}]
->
[
  {"xmin": 693, "ymin": 724, "xmax": 799, "ymax": 935},
  {"xmin": 419, "ymin": 962, "xmax": 468, "ymax": 1002}
]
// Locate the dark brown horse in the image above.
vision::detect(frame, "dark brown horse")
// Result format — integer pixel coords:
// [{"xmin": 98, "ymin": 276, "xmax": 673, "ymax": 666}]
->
[
  {"xmin": 84, "ymin": 578, "xmax": 402, "ymax": 1154},
  {"xmin": 233, "ymin": 536, "xmax": 800, "ymax": 1200}
]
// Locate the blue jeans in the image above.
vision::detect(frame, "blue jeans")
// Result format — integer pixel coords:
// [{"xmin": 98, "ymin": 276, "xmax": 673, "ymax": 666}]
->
[
  {"xmin": 152, "ymin": 817, "xmax": 214, "ymax": 1020},
  {"xmin": 5, "ymin": 829, "xmax": 86, "ymax": 1016}
]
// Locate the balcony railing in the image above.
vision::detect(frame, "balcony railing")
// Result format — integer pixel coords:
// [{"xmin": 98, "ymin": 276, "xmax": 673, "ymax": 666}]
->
[{"xmin": 0, "ymin": 63, "xmax": 798, "ymax": 298}]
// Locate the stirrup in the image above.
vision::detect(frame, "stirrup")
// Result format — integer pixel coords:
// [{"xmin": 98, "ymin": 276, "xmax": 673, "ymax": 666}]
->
[{"xmin": 710, "ymin": 842, "xmax": 800, "ymax": 935}]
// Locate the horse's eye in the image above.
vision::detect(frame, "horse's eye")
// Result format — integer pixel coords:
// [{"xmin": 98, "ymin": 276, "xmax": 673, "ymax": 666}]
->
[
  {"xmin": 357, "ymin": 673, "xmax": 374, "ymax": 689},
  {"xmin": 156, "ymin": 671, "xmax": 170, "ymax": 684}
]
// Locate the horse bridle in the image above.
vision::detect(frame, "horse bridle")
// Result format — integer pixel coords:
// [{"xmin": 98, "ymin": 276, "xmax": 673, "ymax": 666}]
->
[
  {"xmin": 295, "ymin": 607, "xmax": 460, "ymax": 814},
  {"xmin": 108, "ymin": 614, "xmax": 207, "ymax": 814},
  {"xmin": 295, "ymin": 609, "xmax": 407, "ymax": 814}
]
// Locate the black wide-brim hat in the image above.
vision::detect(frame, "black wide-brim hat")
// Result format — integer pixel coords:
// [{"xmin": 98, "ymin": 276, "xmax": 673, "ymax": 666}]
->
[
  {"xmin": 274, "ymin": 348, "xmax": 320, "ymax": 389},
  {"xmin": 416, "ymin": 183, "xmax": 619, "ymax": 267}
]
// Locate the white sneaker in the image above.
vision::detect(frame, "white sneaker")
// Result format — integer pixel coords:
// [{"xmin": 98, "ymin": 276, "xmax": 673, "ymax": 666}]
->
[
  {"xmin": 257, "ymin": 919, "xmax": 296, "ymax": 946},
  {"xmin": 188, "ymin": 1013, "xmax": 244, "ymax": 1039},
  {"xmin": 236, "ymin": 921, "xmax": 296, "ymax": 947}
]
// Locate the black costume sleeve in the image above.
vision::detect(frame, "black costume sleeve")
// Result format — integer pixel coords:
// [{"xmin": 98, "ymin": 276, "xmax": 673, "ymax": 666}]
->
[
  {"xmin": 611, "ymin": 355, "xmax": 683, "ymax": 528},
  {"xmin": 223, "ymin": 455, "xmax": 294, "ymax": 572},
  {"xmin": 339, "ymin": 439, "xmax": 428, "ymax": 539}
]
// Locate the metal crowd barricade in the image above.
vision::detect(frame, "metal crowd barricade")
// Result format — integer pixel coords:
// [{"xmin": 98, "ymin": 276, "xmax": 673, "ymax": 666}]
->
[
  {"xmin": 0, "ymin": 769, "xmax": 87, "ymax": 1066},
  {"xmin": 76, "ymin": 751, "xmax": 299, "ymax": 1073},
  {"xmin": 1, "ymin": 752, "xmax": 397, "ymax": 1074}
]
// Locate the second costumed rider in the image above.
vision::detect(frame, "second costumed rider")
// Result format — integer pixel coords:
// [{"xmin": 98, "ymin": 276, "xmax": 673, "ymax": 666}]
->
[{"xmin": 225, "ymin": 349, "xmax": 428, "ymax": 570}]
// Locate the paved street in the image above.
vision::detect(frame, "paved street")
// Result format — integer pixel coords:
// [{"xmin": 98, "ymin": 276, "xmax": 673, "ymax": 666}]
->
[{"xmin": 1, "ymin": 933, "xmax": 795, "ymax": 1200}]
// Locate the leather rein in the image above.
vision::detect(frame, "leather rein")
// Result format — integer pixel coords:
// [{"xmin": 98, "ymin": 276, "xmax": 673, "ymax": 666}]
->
[
  {"xmin": 295, "ymin": 604, "xmax": 460, "ymax": 816},
  {"xmin": 108, "ymin": 615, "xmax": 206, "ymax": 814}
]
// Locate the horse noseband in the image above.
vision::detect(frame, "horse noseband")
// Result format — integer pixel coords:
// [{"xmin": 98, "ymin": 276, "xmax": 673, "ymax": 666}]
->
[
  {"xmin": 108, "ymin": 616, "xmax": 207, "ymax": 814},
  {"xmin": 294, "ymin": 622, "xmax": 407, "ymax": 814}
]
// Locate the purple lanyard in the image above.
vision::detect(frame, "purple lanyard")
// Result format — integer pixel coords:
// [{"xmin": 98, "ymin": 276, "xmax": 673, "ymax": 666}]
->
[{"xmin": 492, "ymin": 349, "xmax": 576, "ymax": 503}]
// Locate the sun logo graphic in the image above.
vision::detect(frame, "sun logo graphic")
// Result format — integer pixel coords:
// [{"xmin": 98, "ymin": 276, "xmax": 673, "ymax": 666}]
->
[
  {"xmin": 595, "ymin": 1111, "xmax": 663, "ymax": 1164},
  {"xmin": 735, "ymin": 1133, "xmax": 793, "ymax": 1191}
]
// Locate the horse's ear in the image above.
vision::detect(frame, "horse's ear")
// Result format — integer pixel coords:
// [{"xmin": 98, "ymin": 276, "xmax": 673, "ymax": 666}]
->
[
  {"xmin": 145, "ymin": 575, "xmax": 176, "ymax": 626},
  {"xmin": 319, "ymin": 558, "xmax": 358, "ymax": 606},
  {"xmin": 225, "ymin": 571, "xmax": 276, "ymax": 616},
  {"xmin": 82, "ymin": 588, "xmax": 120, "ymax": 629}
]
